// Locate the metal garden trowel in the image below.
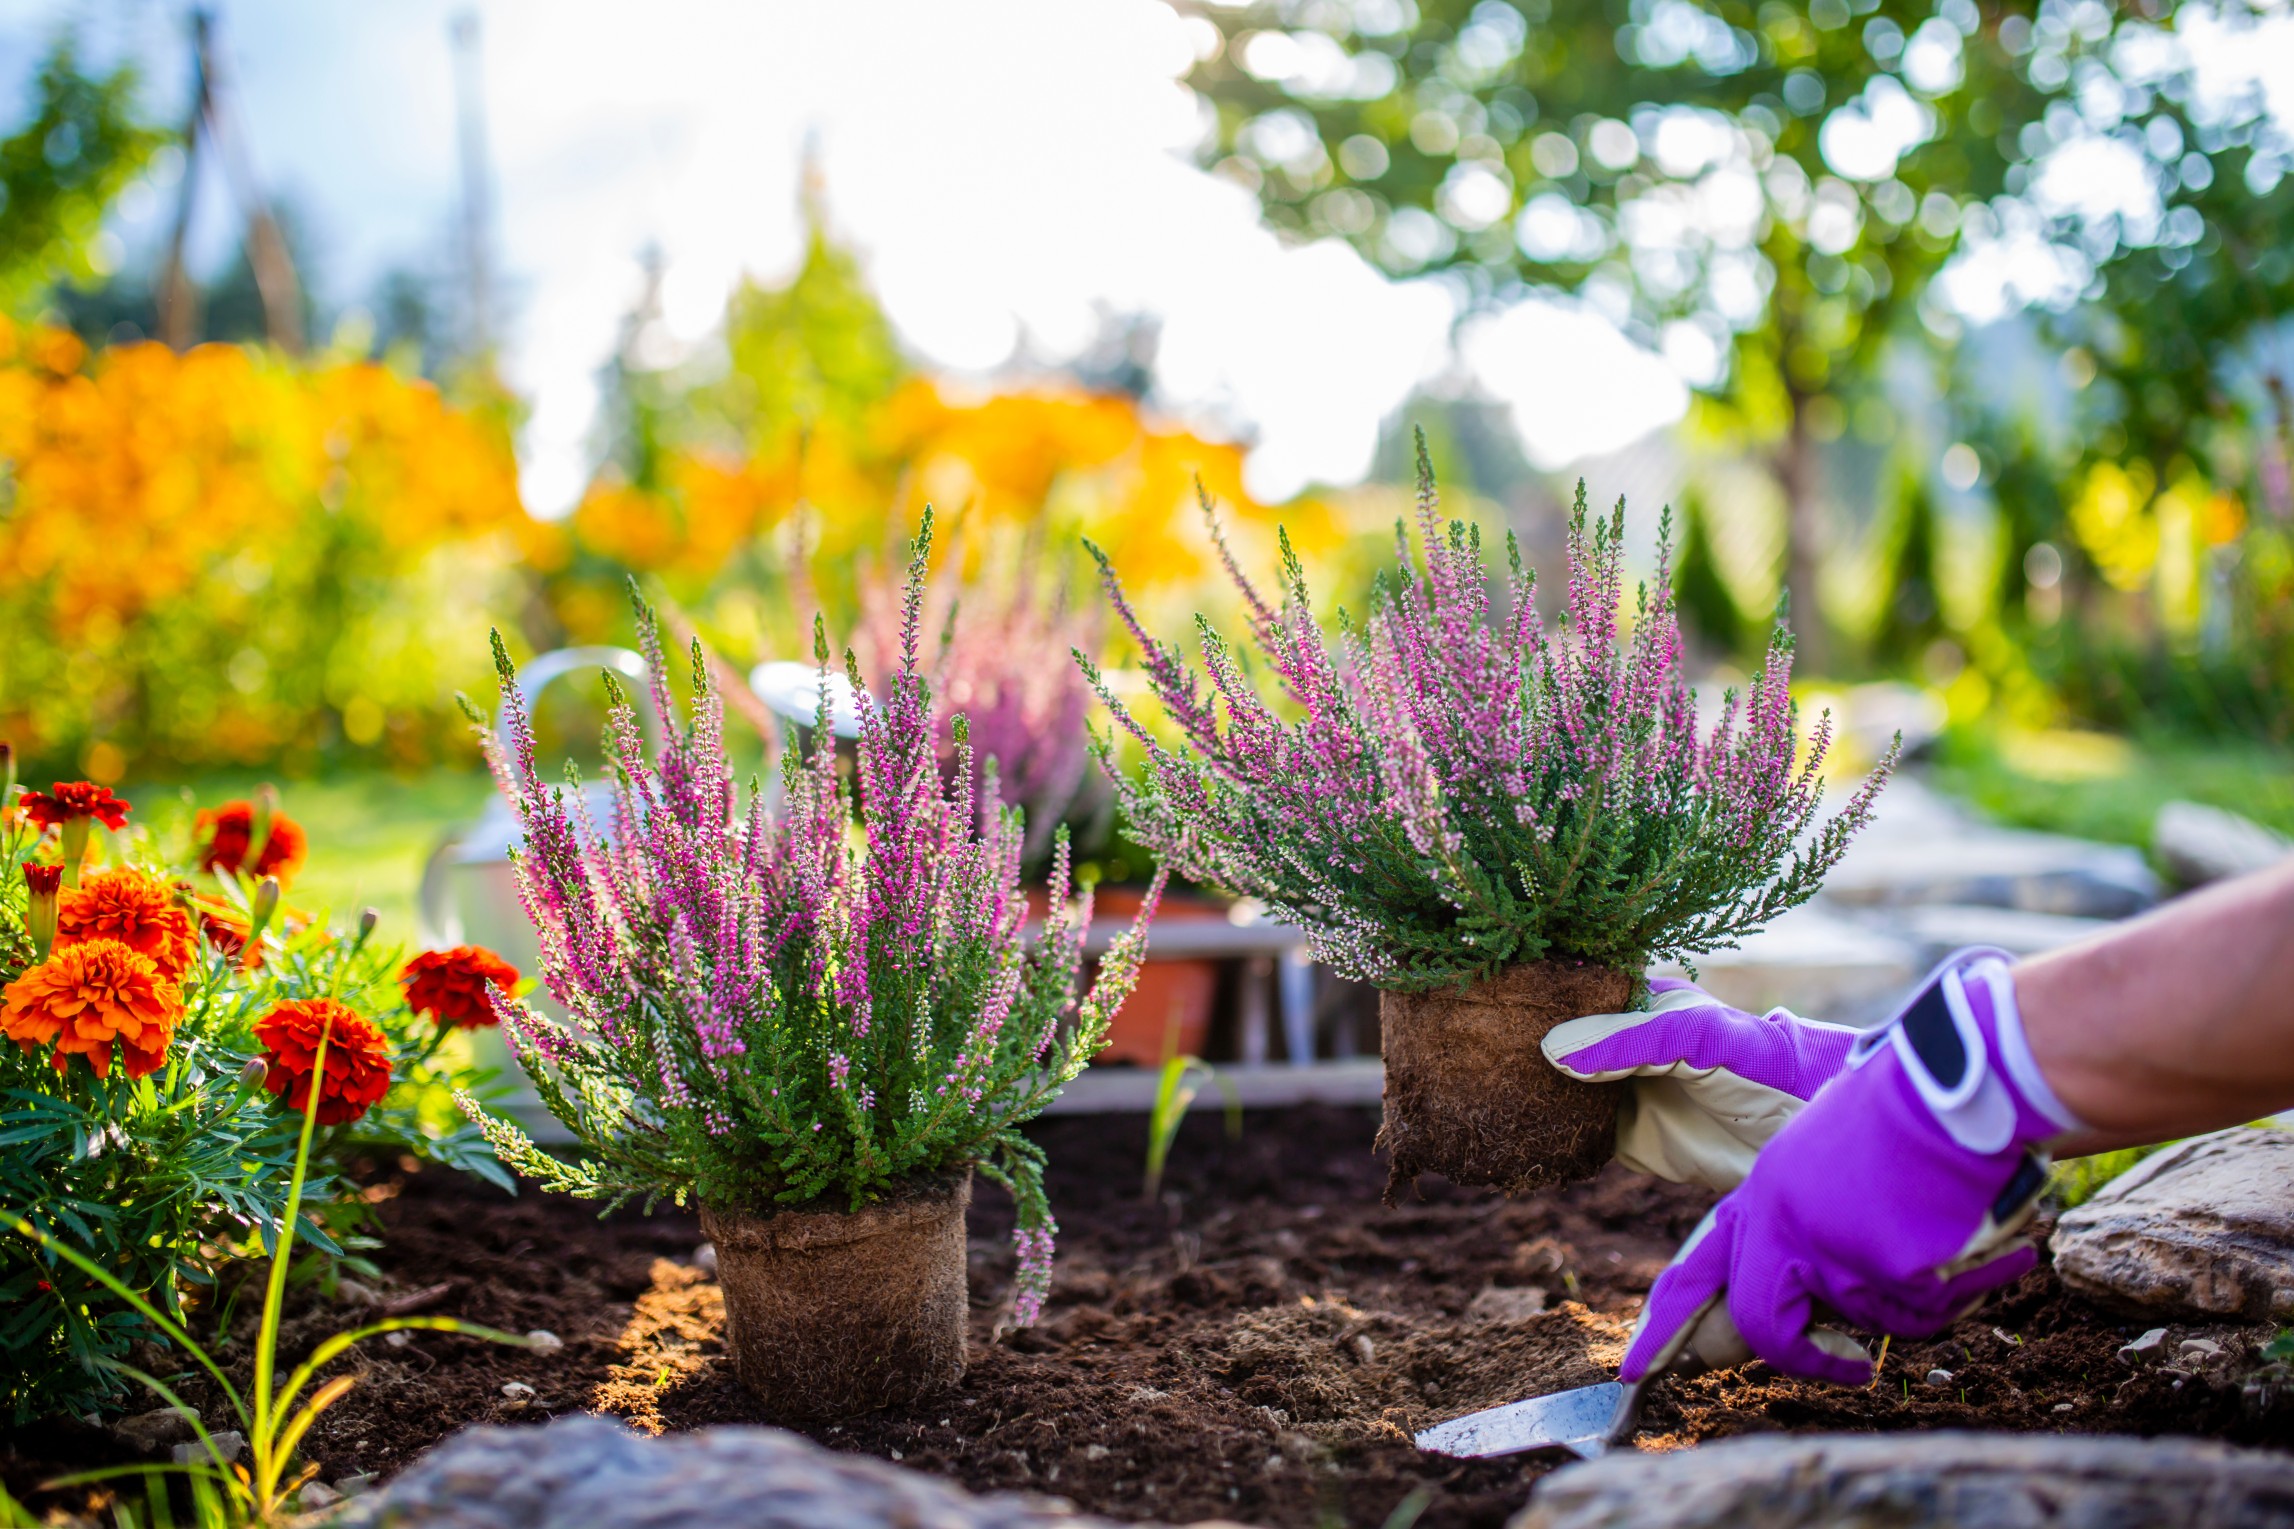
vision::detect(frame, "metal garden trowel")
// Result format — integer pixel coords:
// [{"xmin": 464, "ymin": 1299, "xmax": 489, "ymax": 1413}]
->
[{"xmin": 1413, "ymin": 1294, "xmax": 1869, "ymax": 1461}]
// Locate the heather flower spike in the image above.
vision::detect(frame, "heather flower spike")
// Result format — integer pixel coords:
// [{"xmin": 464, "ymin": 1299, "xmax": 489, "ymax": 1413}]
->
[
  {"xmin": 1084, "ymin": 437, "xmax": 1893, "ymax": 990},
  {"xmin": 458, "ymin": 513, "xmax": 1162, "ymax": 1324}
]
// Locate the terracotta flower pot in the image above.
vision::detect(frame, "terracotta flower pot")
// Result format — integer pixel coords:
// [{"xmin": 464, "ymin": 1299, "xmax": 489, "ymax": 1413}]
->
[
  {"xmin": 699, "ymin": 1170, "xmax": 971, "ymax": 1420},
  {"xmin": 1375, "ymin": 961, "xmax": 1635, "ymax": 1199},
  {"xmin": 1081, "ymin": 886, "xmax": 1225, "ymax": 1067}
]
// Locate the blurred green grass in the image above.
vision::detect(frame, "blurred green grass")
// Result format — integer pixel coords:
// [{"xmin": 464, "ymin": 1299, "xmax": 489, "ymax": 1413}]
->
[
  {"xmin": 1932, "ymin": 727, "xmax": 2294, "ymax": 851},
  {"xmin": 126, "ymin": 770, "xmax": 497, "ymax": 945}
]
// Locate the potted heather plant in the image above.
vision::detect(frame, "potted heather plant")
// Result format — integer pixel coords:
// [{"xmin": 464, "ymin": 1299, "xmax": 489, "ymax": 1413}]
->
[
  {"xmin": 1082, "ymin": 446, "xmax": 1891, "ymax": 1196},
  {"xmin": 458, "ymin": 517, "xmax": 1160, "ymax": 1420}
]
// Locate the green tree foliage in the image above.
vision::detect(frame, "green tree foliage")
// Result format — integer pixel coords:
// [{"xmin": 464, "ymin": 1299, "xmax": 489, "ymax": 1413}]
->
[
  {"xmin": 1187, "ymin": 0, "xmax": 2071, "ymax": 665},
  {"xmin": 1671, "ymin": 488, "xmax": 1753, "ymax": 651},
  {"xmin": 0, "ymin": 38, "xmax": 168, "ymax": 320}
]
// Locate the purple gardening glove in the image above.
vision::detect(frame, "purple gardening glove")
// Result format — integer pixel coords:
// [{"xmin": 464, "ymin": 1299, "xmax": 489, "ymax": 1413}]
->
[
  {"xmin": 1542, "ymin": 978, "xmax": 1861, "ymax": 1190},
  {"xmin": 1618, "ymin": 948, "xmax": 2083, "ymax": 1387}
]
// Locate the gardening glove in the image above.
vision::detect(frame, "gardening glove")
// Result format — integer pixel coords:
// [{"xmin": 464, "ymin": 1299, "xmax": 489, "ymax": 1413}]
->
[
  {"xmin": 1541, "ymin": 978, "xmax": 1861, "ymax": 1191},
  {"xmin": 1616, "ymin": 948, "xmax": 2081, "ymax": 1387}
]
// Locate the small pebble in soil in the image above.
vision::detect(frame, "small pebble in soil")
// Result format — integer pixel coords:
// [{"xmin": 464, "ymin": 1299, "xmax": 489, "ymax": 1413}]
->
[
  {"xmin": 172, "ymin": 1431, "xmax": 245, "ymax": 1466},
  {"xmin": 336, "ymin": 1474, "xmax": 376, "ymax": 1497},
  {"xmin": 2118, "ymin": 1327, "xmax": 2169, "ymax": 1364},
  {"xmin": 501, "ymin": 1381, "xmax": 536, "ymax": 1401},
  {"xmin": 526, "ymin": 1329, "xmax": 564, "ymax": 1352},
  {"xmin": 385, "ymin": 1330, "xmax": 410, "ymax": 1348},
  {"xmin": 298, "ymin": 1482, "xmax": 341, "ymax": 1511},
  {"xmin": 2054, "ymin": 1402, "xmax": 2075, "ymax": 1412},
  {"xmin": 2179, "ymin": 1338, "xmax": 2222, "ymax": 1359},
  {"xmin": 1925, "ymin": 1369, "xmax": 1954, "ymax": 1387}
]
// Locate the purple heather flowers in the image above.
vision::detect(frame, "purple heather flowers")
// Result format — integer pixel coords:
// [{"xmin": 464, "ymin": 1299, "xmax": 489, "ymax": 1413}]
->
[
  {"xmin": 458, "ymin": 513, "xmax": 1160, "ymax": 1324},
  {"xmin": 1082, "ymin": 446, "xmax": 1892, "ymax": 989}
]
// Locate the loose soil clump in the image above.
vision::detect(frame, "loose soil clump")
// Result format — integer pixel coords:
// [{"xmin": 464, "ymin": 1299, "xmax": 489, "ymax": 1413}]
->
[
  {"xmin": 1378, "ymin": 962, "xmax": 1634, "ymax": 1197},
  {"xmin": 5, "ymin": 1106, "xmax": 2283, "ymax": 1529}
]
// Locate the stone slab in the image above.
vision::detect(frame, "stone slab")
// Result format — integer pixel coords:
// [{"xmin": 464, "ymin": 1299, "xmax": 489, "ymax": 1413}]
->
[
  {"xmin": 1511, "ymin": 1431, "xmax": 2294, "ymax": 1529},
  {"xmin": 2154, "ymin": 800, "xmax": 2289, "ymax": 888},
  {"xmin": 1881, "ymin": 903, "xmax": 2116, "ymax": 963},
  {"xmin": 2050, "ymin": 1125, "xmax": 2294, "ymax": 1323},
  {"xmin": 346, "ymin": 1413, "xmax": 1135, "ymax": 1529}
]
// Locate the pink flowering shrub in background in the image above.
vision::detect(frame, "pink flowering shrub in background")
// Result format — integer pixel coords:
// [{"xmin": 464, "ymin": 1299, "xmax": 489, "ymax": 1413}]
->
[
  {"xmin": 460, "ymin": 514, "xmax": 1160, "ymax": 1324},
  {"xmin": 1083, "ymin": 444, "xmax": 1893, "ymax": 991},
  {"xmin": 852, "ymin": 532, "xmax": 1100, "ymax": 870}
]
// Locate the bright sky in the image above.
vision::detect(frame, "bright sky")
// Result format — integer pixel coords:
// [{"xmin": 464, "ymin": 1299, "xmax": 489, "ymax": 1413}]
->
[{"xmin": 0, "ymin": 0, "xmax": 1687, "ymax": 513}]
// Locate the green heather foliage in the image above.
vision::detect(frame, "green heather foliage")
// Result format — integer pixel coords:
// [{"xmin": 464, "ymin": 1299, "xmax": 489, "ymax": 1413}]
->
[
  {"xmin": 457, "ymin": 522, "xmax": 1159, "ymax": 1323},
  {"xmin": 1084, "ymin": 448, "xmax": 1892, "ymax": 990}
]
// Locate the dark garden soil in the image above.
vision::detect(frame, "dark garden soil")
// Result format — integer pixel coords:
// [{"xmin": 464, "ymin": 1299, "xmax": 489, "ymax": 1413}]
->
[{"xmin": 8, "ymin": 1105, "xmax": 2287, "ymax": 1528}]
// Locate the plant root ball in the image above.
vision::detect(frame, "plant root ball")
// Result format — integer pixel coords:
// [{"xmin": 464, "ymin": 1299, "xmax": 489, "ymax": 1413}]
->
[
  {"xmin": 1376, "ymin": 961, "xmax": 1634, "ymax": 1201},
  {"xmin": 701, "ymin": 1170, "xmax": 971, "ymax": 1421}
]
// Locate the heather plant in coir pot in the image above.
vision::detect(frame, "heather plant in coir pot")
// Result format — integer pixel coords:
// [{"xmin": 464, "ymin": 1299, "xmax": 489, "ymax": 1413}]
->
[
  {"xmin": 460, "ymin": 516, "xmax": 1159, "ymax": 1421},
  {"xmin": 1084, "ymin": 446, "xmax": 1891, "ymax": 1197}
]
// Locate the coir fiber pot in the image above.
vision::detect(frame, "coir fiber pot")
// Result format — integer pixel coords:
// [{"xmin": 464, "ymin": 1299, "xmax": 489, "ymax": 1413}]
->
[
  {"xmin": 1375, "ymin": 960, "xmax": 1634, "ymax": 1199},
  {"xmin": 699, "ymin": 1170, "xmax": 971, "ymax": 1420}
]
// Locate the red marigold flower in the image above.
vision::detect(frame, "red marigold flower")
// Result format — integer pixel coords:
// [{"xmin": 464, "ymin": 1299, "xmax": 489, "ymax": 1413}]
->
[
  {"xmin": 20, "ymin": 782, "xmax": 130, "ymax": 832},
  {"xmin": 195, "ymin": 802, "xmax": 309, "ymax": 885},
  {"xmin": 57, "ymin": 868, "xmax": 198, "ymax": 983},
  {"xmin": 255, "ymin": 998, "xmax": 393, "ymax": 1125},
  {"xmin": 400, "ymin": 945, "xmax": 520, "ymax": 1030},
  {"xmin": 198, "ymin": 909, "xmax": 262, "ymax": 969},
  {"xmin": 2, "ymin": 939, "xmax": 180, "ymax": 1078}
]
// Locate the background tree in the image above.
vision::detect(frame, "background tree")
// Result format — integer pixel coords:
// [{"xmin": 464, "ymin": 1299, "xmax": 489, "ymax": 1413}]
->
[
  {"xmin": 0, "ymin": 37, "xmax": 167, "ymax": 321},
  {"xmin": 1185, "ymin": 0, "xmax": 2090, "ymax": 669}
]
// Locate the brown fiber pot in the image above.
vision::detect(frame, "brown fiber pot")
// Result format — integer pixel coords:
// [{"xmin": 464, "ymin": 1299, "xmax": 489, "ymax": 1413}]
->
[
  {"xmin": 699, "ymin": 1170, "xmax": 970, "ymax": 1420},
  {"xmin": 1375, "ymin": 961, "xmax": 1635, "ymax": 1200}
]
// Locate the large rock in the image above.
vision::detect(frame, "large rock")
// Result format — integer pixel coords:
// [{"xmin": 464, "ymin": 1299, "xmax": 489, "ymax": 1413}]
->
[
  {"xmin": 2153, "ymin": 801, "xmax": 2290, "ymax": 888},
  {"xmin": 2051, "ymin": 1125, "xmax": 2294, "ymax": 1322},
  {"xmin": 347, "ymin": 1413, "xmax": 1131, "ymax": 1529},
  {"xmin": 1511, "ymin": 1431, "xmax": 2294, "ymax": 1529}
]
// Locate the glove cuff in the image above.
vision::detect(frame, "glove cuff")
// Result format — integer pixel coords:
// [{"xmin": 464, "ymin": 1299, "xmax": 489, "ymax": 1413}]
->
[{"xmin": 1850, "ymin": 947, "xmax": 2087, "ymax": 1152}]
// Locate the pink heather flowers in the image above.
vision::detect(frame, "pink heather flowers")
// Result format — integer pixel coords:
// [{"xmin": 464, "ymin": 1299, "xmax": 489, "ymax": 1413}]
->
[
  {"xmin": 1080, "ymin": 442, "xmax": 1893, "ymax": 991},
  {"xmin": 456, "ymin": 512, "xmax": 1162, "ymax": 1324}
]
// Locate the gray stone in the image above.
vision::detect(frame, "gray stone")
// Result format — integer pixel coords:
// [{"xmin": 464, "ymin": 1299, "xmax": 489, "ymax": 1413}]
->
[
  {"xmin": 1922, "ymin": 1368, "xmax": 1953, "ymax": 1387},
  {"xmin": 1884, "ymin": 903, "xmax": 2116, "ymax": 963},
  {"xmin": 2116, "ymin": 1327, "xmax": 2168, "ymax": 1364},
  {"xmin": 2050, "ymin": 1126, "xmax": 2294, "ymax": 1323},
  {"xmin": 348, "ymin": 1412, "xmax": 1133, "ymax": 1529},
  {"xmin": 1824, "ymin": 830, "xmax": 2159, "ymax": 919},
  {"xmin": 1510, "ymin": 1431, "xmax": 2294, "ymax": 1529},
  {"xmin": 172, "ymin": 1428, "xmax": 245, "ymax": 1466},
  {"xmin": 109, "ymin": 1405, "xmax": 194, "ymax": 1453},
  {"xmin": 2154, "ymin": 801, "xmax": 2289, "ymax": 888}
]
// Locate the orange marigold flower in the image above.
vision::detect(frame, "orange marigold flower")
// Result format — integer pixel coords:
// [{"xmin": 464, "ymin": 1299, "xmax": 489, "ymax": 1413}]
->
[
  {"xmin": 57, "ymin": 868, "xmax": 198, "ymax": 982},
  {"xmin": 2, "ymin": 939, "xmax": 179, "ymax": 1078},
  {"xmin": 20, "ymin": 782, "xmax": 130, "ymax": 832},
  {"xmin": 198, "ymin": 909, "xmax": 262, "ymax": 970},
  {"xmin": 255, "ymin": 998, "xmax": 393, "ymax": 1125},
  {"xmin": 195, "ymin": 801, "xmax": 309, "ymax": 884},
  {"xmin": 400, "ymin": 945, "xmax": 519, "ymax": 1030}
]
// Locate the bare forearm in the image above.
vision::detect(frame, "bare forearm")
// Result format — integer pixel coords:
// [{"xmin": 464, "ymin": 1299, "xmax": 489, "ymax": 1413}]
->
[{"xmin": 2016, "ymin": 856, "xmax": 2294, "ymax": 1152}]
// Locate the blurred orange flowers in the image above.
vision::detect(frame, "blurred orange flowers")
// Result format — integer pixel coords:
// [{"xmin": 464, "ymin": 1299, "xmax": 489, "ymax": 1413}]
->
[
  {"xmin": 255, "ymin": 997, "xmax": 392, "ymax": 1125},
  {"xmin": 195, "ymin": 801, "xmax": 308, "ymax": 885},
  {"xmin": 56, "ymin": 868, "xmax": 197, "ymax": 982},
  {"xmin": 1, "ymin": 938, "xmax": 179, "ymax": 1078},
  {"xmin": 400, "ymin": 945, "xmax": 519, "ymax": 1030}
]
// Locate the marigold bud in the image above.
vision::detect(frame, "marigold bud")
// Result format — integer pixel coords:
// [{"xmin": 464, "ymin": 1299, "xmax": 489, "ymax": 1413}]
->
[
  {"xmin": 249, "ymin": 876, "xmax": 282, "ymax": 942},
  {"xmin": 239, "ymin": 1055, "xmax": 270, "ymax": 1090},
  {"xmin": 359, "ymin": 906, "xmax": 380, "ymax": 939},
  {"xmin": 23, "ymin": 863, "xmax": 60, "ymax": 961}
]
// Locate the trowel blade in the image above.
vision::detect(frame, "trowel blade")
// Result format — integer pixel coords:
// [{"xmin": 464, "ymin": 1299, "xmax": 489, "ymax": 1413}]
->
[{"xmin": 1413, "ymin": 1381, "xmax": 1624, "ymax": 1460}]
